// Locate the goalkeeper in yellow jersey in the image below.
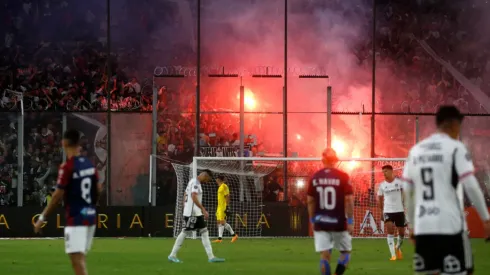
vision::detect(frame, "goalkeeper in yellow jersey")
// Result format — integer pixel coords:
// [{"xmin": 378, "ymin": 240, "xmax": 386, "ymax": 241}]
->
[{"xmin": 213, "ymin": 175, "xmax": 238, "ymax": 243}]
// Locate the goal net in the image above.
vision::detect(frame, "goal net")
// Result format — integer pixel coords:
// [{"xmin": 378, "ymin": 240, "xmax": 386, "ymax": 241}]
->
[
  {"xmin": 171, "ymin": 157, "xmax": 278, "ymax": 238},
  {"xmin": 165, "ymin": 156, "xmax": 406, "ymax": 238}
]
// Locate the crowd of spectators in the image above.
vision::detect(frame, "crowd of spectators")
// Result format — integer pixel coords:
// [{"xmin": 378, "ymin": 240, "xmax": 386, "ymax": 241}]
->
[
  {"xmin": 0, "ymin": 113, "xmax": 62, "ymax": 206},
  {"xmin": 369, "ymin": 0, "xmax": 488, "ymax": 114},
  {"xmin": 0, "ymin": 0, "xmax": 152, "ymax": 113},
  {"xmin": 1, "ymin": 0, "xmax": 490, "ymax": 206},
  {"xmin": 1, "ymin": 0, "xmax": 488, "ymax": 112},
  {"xmin": 0, "ymin": 0, "xmax": 138, "ymax": 206},
  {"xmin": 3, "ymin": 1, "xmax": 487, "ymax": 114}
]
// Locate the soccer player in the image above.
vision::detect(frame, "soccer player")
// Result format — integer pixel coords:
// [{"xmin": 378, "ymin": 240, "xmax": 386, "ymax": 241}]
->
[
  {"xmin": 168, "ymin": 169, "xmax": 225, "ymax": 263},
  {"xmin": 377, "ymin": 164, "xmax": 406, "ymax": 261},
  {"xmin": 212, "ymin": 175, "xmax": 238, "ymax": 243},
  {"xmin": 307, "ymin": 148, "xmax": 354, "ymax": 275},
  {"xmin": 34, "ymin": 129, "xmax": 101, "ymax": 275},
  {"xmin": 402, "ymin": 105, "xmax": 490, "ymax": 275}
]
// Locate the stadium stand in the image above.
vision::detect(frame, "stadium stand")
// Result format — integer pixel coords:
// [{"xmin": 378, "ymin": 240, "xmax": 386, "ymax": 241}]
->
[
  {"xmin": 0, "ymin": 0, "xmax": 489, "ymax": 206},
  {"xmin": 371, "ymin": 0, "xmax": 477, "ymax": 113}
]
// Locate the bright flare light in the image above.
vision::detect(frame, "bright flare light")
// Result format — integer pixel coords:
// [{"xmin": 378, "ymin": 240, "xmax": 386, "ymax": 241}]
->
[
  {"xmin": 296, "ymin": 134, "xmax": 302, "ymax": 140},
  {"xmin": 332, "ymin": 140, "xmax": 346, "ymax": 155},
  {"xmin": 347, "ymin": 153, "xmax": 360, "ymax": 171},
  {"xmin": 348, "ymin": 160, "xmax": 358, "ymax": 170},
  {"xmin": 237, "ymin": 89, "xmax": 257, "ymax": 110},
  {"xmin": 296, "ymin": 179, "xmax": 305, "ymax": 189}
]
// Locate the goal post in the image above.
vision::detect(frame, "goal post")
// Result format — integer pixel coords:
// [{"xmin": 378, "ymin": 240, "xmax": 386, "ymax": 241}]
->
[
  {"xmin": 172, "ymin": 157, "xmax": 279, "ymax": 238},
  {"xmin": 152, "ymin": 155, "xmax": 407, "ymax": 238}
]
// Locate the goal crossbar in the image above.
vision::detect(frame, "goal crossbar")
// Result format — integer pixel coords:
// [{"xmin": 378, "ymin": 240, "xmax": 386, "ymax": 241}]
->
[
  {"xmin": 193, "ymin": 157, "xmax": 407, "ymax": 161},
  {"xmin": 191, "ymin": 157, "xmax": 407, "ymax": 182}
]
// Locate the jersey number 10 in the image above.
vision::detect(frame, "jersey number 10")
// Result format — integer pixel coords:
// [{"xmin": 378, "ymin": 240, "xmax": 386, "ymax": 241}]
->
[{"xmin": 316, "ymin": 186, "xmax": 336, "ymax": 210}]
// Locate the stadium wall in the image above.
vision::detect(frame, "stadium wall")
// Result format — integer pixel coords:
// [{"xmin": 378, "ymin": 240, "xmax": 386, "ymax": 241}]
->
[
  {"xmin": 0, "ymin": 205, "xmax": 487, "ymax": 238},
  {"xmin": 327, "ymin": 206, "xmax": 489, "ymax": 239},
  {"xmin": 0, "ymin": 203, "xmax": 308, "ymax": 238}
]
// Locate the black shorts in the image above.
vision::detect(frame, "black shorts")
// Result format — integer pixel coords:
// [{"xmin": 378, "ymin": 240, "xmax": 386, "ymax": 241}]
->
[
  {"xmin": 183, "ymin": 216, "xmax": 207, "ymax": 231},
  {"xmin": 383, "ymin": 212, "xmax": 406, "ymax": 227},
  {"xmin": 414, "ymin": 232, "xmax": 473, "ymax": 274}
]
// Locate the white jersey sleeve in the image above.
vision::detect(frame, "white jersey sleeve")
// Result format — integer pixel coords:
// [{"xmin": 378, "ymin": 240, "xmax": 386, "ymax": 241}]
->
[
  {"xmin": 454, "ymin": 143, "xmax": 474, "ymax": 230},
  {"xmin": 182, "ymin": 179, "xmax": 203, "ymax": 217},
  {"xmin": 455, "ymin": 143, "xmax": 490, "ymax": 223},
  {"xmin": 454, "ymin": 143, "xmax": 474, "ymax": 179},
  {"xmin": 377, "ymin": 185, "xmax": 383, "ymax": 197},
  {"xmin": 401, "ymin": 154, "xmax": 414, "ymax": 184},
  {"xmin": 402, "ymin": 151, "xmax": 415, "ymax": 225}
]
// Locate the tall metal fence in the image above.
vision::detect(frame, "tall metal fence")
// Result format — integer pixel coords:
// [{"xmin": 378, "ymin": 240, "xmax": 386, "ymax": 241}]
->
[
  {"xmin": 0, "ymin": 112, "xmax": 152, "ymax": 206},
  {"xmin": 1, "ymin": 0, "xmax": 489, "ymax": 206}
]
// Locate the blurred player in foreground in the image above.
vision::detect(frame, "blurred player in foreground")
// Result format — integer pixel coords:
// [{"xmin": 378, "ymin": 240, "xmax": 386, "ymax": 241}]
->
[
  {"xmin": 377, "ymin": 165, "xmax": 407, "ymax": 261},
  {"xmin": 168, "ymin": 169, "xmax": 225, "ymax": 263},
  {"xmin": 212, "ymin": 175, "xmax": 238, "ymax": 243},
  {"xmin": 34, "ymin": 129, "xmax": 101, "ymax": 275},
  {"xmin": 402, "ymin": 105, "xmax": 490, "ymax": 275},
  {"xmin": 307, "ymin": 148, "xmax": 354, "ymax": 275}
]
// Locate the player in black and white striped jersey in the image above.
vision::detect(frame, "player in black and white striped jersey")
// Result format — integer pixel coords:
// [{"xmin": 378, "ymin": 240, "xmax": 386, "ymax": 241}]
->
[{"xmin": 402, "ymin": 105, "xmax": 490, "ymax": 275}]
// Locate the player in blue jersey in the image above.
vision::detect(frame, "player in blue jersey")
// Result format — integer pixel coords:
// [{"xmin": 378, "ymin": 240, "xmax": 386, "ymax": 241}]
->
[
  {"xmin": 307, "ymin": 148, "xmax": 354, "ymax": 275},
  {"xmin": 34, "ymin": 129, "xmax": 101, "ymax": 275}
]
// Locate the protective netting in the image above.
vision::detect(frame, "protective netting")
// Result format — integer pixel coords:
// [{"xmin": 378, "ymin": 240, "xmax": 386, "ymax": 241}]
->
[
  {"xmin": 171, "ymin": 159, "xmax": 279, "ymax": 238},
  {"xmin": 164, "ymin": 156, "xmax": 406, "ymax": 238},
  {"xmin": 284, "ymin": 158, "xmax": 406, "ymax": 237},
  {"xmin": 350, "ymin": 160, "xmax": 406, "ymax": 236}
]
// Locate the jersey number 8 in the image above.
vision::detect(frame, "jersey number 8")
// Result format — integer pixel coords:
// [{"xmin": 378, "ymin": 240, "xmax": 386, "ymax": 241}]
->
[
  {"xmin": 81, "ymin": 178, "xmax": 92, "ymax": 204},
  {"xmin": 316, "ymin": 186, "xmax": 336, "ymax": 210}
]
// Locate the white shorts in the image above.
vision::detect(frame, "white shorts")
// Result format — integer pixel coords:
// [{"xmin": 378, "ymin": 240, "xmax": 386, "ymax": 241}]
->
[
  {"xmin": 313, "ymin": 230, "xmax": 352, "ymax": 252},
  {"xmin": 64, "ymin": 225, "xmax": 96, "ymax": 254}
]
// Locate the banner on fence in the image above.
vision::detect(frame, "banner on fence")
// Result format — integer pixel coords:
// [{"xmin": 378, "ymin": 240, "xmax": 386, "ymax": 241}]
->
[
  {"xmin": 109, "ymin": 113, "xmax": 152, "ymax": 205},
  {"xmin": 68, "ymin": 113, "xmax": 152, "ymax": 205},
  {"xmin": 0, "ymin": 207, "xmax": 154, "ymax": 238},
  {"xmin": 307, "ymin": 206, "xmax": 490, "ymax": 238},
  {"xmin": 354, "ymin": 207, "xmax": 490, "ymax": 238},
  {"xmin": 3, "ymin": 205, "xmax": 486, "ymax": 238},
  {"xmin": 0, "ymin": 203, "xmax": 309, "ymax": 238},
  {"xmin": 200, "ymin": 146, "xmax": 251, "ymax": 157}
]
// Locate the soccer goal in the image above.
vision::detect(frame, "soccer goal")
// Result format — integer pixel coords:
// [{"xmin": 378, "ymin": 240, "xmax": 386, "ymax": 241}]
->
[{"xmin": 151, "ymin": 156, "xmax": 406, "ymax": 238}]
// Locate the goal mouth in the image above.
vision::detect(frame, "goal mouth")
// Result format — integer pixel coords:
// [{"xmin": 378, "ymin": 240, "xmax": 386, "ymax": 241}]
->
[{"xmin": 150, "ymin": 155, "xmax": 407, "ymax": 238}]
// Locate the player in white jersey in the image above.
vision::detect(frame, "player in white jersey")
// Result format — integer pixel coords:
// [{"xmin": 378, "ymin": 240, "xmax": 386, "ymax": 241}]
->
[
  {"xmin": 168, "ymin": 169, "xmax": 225, "ymax": 263},
  {"xmin": 377, "ymin": 165, "xmax": 406, "ymax": 261},
  {"xmin": 402, "ymin": 106, "xmax": 490, "ymax": 275}
]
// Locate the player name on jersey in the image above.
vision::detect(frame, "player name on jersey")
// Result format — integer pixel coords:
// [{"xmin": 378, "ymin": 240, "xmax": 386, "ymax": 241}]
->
[
  {"xmin": 312, "ymin": 178, "xmax": 340, "ymax": 186},
  {"xmin": 412, "ymin": 153, "xmax": 443, "ymax": 164},
  {"xmin": 73, "ymin": 167, "xmax": 96, "ymax": 178}
]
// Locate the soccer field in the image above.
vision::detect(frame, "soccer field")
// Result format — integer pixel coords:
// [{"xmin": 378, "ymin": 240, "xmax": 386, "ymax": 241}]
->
[{"xmin": 1, "ymin": 238, "xmax": 489, "ymax": 275}]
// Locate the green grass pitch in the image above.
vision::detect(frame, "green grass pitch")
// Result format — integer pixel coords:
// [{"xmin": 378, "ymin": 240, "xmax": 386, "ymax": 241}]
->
[{"xmin": 1, "ymin": 238, "xmax": 489, "ymax": 274}]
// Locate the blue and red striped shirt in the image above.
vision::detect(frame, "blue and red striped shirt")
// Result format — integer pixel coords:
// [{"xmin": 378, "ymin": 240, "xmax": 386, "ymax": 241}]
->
[{"xmin": 57, "ymin": 156, "xmax": 99, "ymax": 226}]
